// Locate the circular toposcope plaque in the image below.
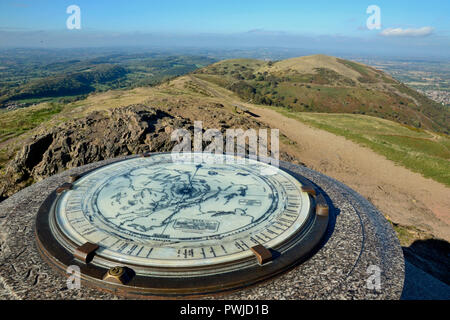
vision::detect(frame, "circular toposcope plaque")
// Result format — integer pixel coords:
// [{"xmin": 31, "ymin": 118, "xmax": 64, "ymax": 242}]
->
[{"xmin": 35, "ymin": 153, "xmax": 329, "ymax": 298}]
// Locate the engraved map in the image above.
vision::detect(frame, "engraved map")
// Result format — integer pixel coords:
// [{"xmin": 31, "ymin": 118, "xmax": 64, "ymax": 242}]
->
[{"xmin": 56, "ymin": 154, "xmax": 311, "ymax": 266}]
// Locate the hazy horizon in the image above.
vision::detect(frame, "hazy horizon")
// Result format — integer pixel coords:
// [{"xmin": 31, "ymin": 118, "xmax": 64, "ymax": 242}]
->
[{"xmin": 0, "ymin": 0, "xmax": 449, "ymax": 59}]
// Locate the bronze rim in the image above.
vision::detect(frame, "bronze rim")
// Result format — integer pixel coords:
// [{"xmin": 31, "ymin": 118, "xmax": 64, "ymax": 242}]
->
[{"xmin": 35, "ymin": 155, "xmax": 330, "ymax": 298}]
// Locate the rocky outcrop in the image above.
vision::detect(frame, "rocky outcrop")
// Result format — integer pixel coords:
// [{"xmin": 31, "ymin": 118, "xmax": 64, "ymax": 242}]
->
[
  {"xmin": 0, "ymin": 105, "xmax": 190, "ymax": 199},
  {"xmin": 0, "ymin": 103, "xmax": 295, "ymax": 201}
]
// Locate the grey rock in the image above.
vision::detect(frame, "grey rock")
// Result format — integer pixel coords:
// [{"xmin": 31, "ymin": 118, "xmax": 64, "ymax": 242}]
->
[
  {"xmin": 0, "ymin": 104, "xmax": 290, "ymax": 202},
  {"xmin": 0, "ymin": 105, "xmax": 186, "ymax": 200}
]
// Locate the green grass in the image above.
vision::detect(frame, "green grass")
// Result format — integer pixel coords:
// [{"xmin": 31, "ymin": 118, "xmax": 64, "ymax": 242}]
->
[
  {"xmin": 0, "ymin": 146, "xmax": 10, "ymax": 170},
  {"xmin": 195, "ymin": 58, "xmax": 449, "ymax": 132},
  {"xmin": 0, "ymin": 103, "xmax": 63, "ymax": 143},
  {"xmin": 272, "ymin": 109, "xmax": 450, "ymax": 186},
  {"xmin": 387, "ymin": 218, "xmax": 432, "ymax": 247},
  {"xmin": 337, "ymin": 59, "xmax": 370, "ymax": 77},
  {"xmin": 194, "ymin": 74, "xmax": 231, "ymax": 88}
]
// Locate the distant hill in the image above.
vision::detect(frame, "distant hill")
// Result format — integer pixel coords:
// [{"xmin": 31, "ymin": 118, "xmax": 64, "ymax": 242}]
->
[
  {"xmin": 0, "ymin": 64, "xmax": 127, "ymax": 104},
  {"xmin": 0, "ymin": 54, "xmax": 217, "ymax": 107},
  {"xmin": 0, "ymin": 54, "xmax": 449, "ymax": 193},
  {"xmin": 0, "ymin": 54, "xmax": 448, "ymax": 290},
  {"xmin": 194, "ymin": 55, "xmax": 450, "ymax": 133}
]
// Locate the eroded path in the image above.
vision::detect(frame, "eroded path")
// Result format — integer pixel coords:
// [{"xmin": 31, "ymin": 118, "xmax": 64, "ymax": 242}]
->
[
  {"xmin": 185, "ymin": 75, "xmax": 450, "ymax": 241},
  {"xmin": 247, "ymin": 105, "xmax": 450, "ymax": 242}
]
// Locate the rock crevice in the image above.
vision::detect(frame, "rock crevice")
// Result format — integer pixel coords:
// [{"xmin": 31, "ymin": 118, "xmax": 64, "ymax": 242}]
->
[{"xmin": 0, "ymin": 105, "xmax": 185, "ymax": 199}]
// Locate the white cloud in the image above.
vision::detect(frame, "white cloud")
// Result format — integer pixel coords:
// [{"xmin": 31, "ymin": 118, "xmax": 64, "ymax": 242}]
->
[{"xmin": 380, "ymin": 27, "xmax": 434, "ymax": 37}]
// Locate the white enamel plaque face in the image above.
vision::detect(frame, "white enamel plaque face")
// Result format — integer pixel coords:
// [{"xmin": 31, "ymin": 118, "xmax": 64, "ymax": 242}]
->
[{"xmin": 54, "ymin": 154, "xmax": 311, "ymax": 268}]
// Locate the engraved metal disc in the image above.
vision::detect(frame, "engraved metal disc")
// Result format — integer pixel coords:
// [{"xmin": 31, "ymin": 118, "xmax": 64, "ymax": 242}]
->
[{"xmin": 35, "ymin": 153, "xmax": 329, "ymax": 298}]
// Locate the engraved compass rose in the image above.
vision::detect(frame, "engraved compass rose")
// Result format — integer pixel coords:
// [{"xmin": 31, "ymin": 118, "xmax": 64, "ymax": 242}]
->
[{"xmin": 35, "ymin": 153, "xmax": 329, "ymax": 297}]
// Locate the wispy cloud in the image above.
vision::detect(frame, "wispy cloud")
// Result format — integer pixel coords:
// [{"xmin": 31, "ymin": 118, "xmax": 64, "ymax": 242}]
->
[{"xmin": 380, "ymin": 27, "xmax": 434, "ymax": 37}]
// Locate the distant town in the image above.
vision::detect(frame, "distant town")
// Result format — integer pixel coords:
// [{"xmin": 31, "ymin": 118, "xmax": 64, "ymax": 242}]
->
[
  {"xmin": 419, "ymin": 90, "xmax": 450, "ymax": 106},
  {"xmin": 353, "ymin": 57, "xmax": 450, "ymax": 107}
]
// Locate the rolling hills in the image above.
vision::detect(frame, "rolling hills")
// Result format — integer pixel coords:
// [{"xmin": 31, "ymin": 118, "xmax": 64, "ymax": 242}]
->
[
  {"xmin": 0, "ymin": 65, "xmax": 127, "ymax": 104},
  {"xmin": 0, "ymin": 53, "xmax": 216, "ymax": 107},
  {"xmin": 0, "ymin": 54, "xmax": 449, "ymax": 280},
  {"xmin": 1, "ymin": 54, "xmax": 448, "ymax": 189},
  {"xmin": 0, "ymin": 53, "xmax": 449, "ymax": 294},
  {"xmin": 194, "ymin": 55, "xmax": 449, "ymax": 133},
  {"xmin": 0, "ymin": 54, "xmax": 448, "ymax": 224}
]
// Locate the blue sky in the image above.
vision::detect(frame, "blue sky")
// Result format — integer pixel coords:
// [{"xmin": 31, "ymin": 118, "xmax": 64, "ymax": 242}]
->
[{"xmin": 0, "ymin": 0, "xmax": 449, "ymax": 57}]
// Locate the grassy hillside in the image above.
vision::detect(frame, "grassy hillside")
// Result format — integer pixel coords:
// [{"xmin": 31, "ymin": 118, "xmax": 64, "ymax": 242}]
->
[
  {"xmin": 194, "ymin": 55, "xmax": 449, "ymax": 133},
  {"xmin": 0, "ymin": 53, "xmax": 216, "ymax": 107},
  {"xmin": 0, "ymin": 54, "xmax": 448, "ymax": 188},
  {"xmin": 0, "ymin": 102, "xmax": 64, "ymax": 170},
  {"xmin": 162, "ymin": 69, "xmax": 450, "ymax": 187},
  {"xmin": 271, "ymin": 109, "xmax": 450, "ymax": 186},
  {"xmin": 0, "ymin": 103, "xmax": 64, "ymax": 143},
  {"xmin": 0, "ymin": 65, "xmax": 127, "ymax": 104}
]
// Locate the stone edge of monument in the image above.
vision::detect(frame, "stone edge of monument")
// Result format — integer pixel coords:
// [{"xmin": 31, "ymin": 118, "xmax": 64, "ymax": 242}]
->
[{"xmin": 0, "ymin": 155, "xmax": 405, "ymax": 300}]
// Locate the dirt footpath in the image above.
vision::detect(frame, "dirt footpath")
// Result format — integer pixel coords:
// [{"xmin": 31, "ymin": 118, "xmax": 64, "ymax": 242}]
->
[{"xmin": 249, "ymin": 106, "xmax": 450, "ymax": 242}]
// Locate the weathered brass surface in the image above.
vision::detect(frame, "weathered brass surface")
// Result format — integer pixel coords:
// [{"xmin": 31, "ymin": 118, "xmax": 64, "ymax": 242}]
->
[
  {"xmin": 315, "ymin": 193, "xmax": 329, "ymax": 217},
  {"xmin": 301, "ymin": 185, "xmax": 317, "ymax": 196},
  {"xmin": 250, "ymin": 245, "xmax": 273, "ymax": 265},
  {"xmin": 74, "ymin": 242, "xmax": 99, "ymax": 263},
  {"xmin": 103, "ymin": 267, "xmax": 134, "ymax": 285},
  {"xmin": 56, "ymin": 183, "xmax": 73, "ymax": 194}
]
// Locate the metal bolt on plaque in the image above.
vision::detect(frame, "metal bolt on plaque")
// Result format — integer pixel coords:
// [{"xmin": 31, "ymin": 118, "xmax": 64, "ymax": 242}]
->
[{"xmin": 103, "ymin": 267, "xmax": 134, "ymax": 285}]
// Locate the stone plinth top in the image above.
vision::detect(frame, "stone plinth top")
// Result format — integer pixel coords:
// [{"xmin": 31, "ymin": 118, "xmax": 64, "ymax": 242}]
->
[{"xmin": 0, "ymin": 156, "xmax": 404, "ymax": 299}]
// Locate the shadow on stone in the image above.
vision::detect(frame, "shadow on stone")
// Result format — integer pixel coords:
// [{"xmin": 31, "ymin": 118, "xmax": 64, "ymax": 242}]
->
[
  {"xmin": 401, "ymin": 238, "xmax": 450, "ymax": 300},
  {"xmin": 320, "ymin": 190, "xmax": 340, "ymax": 246},
  {"xmin": 403, "ymin": 238, "xmax": 450, "ymax": 285}
]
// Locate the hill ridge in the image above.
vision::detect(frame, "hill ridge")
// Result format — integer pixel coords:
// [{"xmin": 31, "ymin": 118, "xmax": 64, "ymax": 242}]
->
[{"xmin": 193, "ymin": 55, "xmax": 449, "ymax": 133}]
